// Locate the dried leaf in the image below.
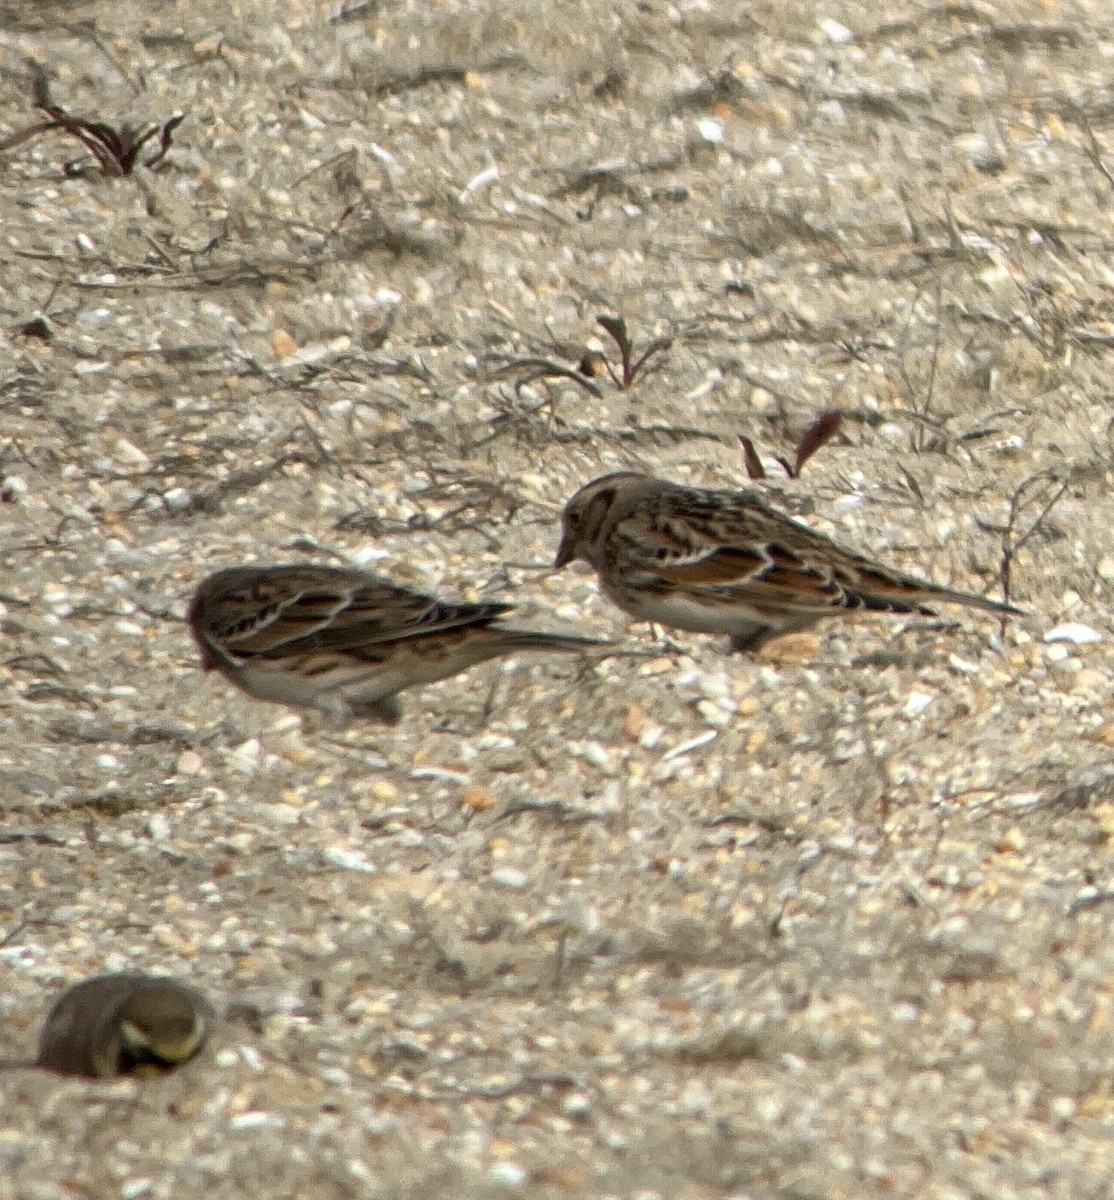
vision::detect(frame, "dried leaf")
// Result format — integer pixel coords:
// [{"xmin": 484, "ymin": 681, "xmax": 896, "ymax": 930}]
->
[
  {"xmin": 596, "ymin": 314, "xmax": 631, "ymax": 358},
  {"xmin": 144, "ymin": 113, "xmax": 185, "ymax": 170},
  {"xmin": 629, "ymin": 335, "xmax": 672, "ymax": 381},
  {"xmin": 793, "ymin": 409, "xmax": 843, "ymax": 475},
  {"xmin": 1, "ymin": 61, "xmax": 184, "ymax": 177},
  {"xmin": 597, "ymin": 314, "xmax": 632, "ymax": 386},
  {"xmin": 738, "ymin": 435, "xmax": 766, "ymax": 479}
]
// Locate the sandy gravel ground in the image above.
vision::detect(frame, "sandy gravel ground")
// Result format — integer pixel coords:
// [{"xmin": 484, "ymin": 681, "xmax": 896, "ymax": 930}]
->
[{"xmin": 3, "ymin": 1, "xmax": 1114, "ymax": 1197}]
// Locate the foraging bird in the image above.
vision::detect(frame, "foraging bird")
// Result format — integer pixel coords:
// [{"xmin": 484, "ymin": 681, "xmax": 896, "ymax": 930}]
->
[
  {"xmin": 554, "ymin": 472, "xmax": 1020, "ymax": 653},
  {"xmin": 36, "ymin": 973, "xmax": 213, "ymax": 1078},
  {"xmin": 188, "ymin": 563, "xmax": 607, "ymax": 724}
]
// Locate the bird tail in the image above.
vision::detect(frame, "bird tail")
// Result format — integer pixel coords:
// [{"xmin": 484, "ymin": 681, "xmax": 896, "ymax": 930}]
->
[
  {"xmin": 494, "ymin": 628, "xmax": 613, "ymax": 653},
  {"xmin": 854, "ymin": 580, "xmax": 1020, "ymax": 618},
  {"xmin": 930, "ymin": 585, "xmax": 1022, "ymax": 616}
]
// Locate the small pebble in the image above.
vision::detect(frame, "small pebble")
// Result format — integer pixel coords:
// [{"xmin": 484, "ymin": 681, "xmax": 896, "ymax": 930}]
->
[
  {"xmin": 460, "ymin": 786, "xmax": 497, "ymax": 811},
  {"xmin": 322, "ymin": 847, "xmax": 377, "ymax": 874},
  {"xmin": 1044, "ymin": 623, "xmax": 1101, "ymax": 645},
  {"xmin": 575, "ymin": 741, "xmax": 613, "ymax": 770},
  {"xmin": 639, "ymin": 723, "xmax": 665, "ymax": 751},
  {"xmin": 561, "ymin": 1092, "xmax": 593, "ymax": 1117},
  {"xmin": 162, "ymin": 487, "xmax": 194, "ymax": 510},
  {"xmin": 239, "ymin": 1045, "xmax": 265, "ymax": 1072},
  {"xmin": 231, "ymin": 739, "xmax": 262, "ymax": 764},
  {"xmin": 488, "ymin": 1162, "xmax": 528, "ymax": 1186},
  {"xmin": 147, "ymin": 813, "xmax": 171, "ymax": 841},
  {"xmin": 696, "ymin": 700, "xmax": 731, "ymax": 727},
  {"xmin": 114, "ymin": 437, "xmax": 150, "ymax": 466},
  {"xmin": 229, "ymin": 1112, "xmax": 285, "ymax": 1131},
  {"xmin": 257, "ymin": 803, "xmax": 301, "ymax": 827},
  {"xmin": 663, "ymin": 730, "xmax": 717, "ymax": 761},
  {"xmin": 623, "ymin": 706, "xmax": 646, "ymax": 742},
  {"xmin": 1050, "ymin": 1096, "xmax": 1077, "ymax": 1123},
  {"xmin": 411, "ymin": 766, "xmax": 470, "ymax": 783},
  {"xmin": 175, "ymin": 750, "xmax": 204, "ymax": 776},
  {"xmin": 819, "ymin": 16, "xmax": 854, "ymax": 42},
  {"xmin": 490, "ymin": 867, "xmax": 530, "ymax": 889},
  {"xmin": 459, "ymin": 164, "xmax": 499, "ymax": 203},
  {"xmin": 995, "ymin": 828, "xmax": 1026, "ymax": 853}
]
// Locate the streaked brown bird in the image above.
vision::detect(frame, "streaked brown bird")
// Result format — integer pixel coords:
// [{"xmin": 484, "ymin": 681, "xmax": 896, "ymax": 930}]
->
[
  {"xmin": 36, "ymin": 973, "xmax": 213, "ymax": 1078},
  {"xmin": 188, "ymin": 563, "xmax": 608, "ymax": 724},
  {"xmin": 554, "ymin": 472, "xmax": 1020, "ymax": 653}
]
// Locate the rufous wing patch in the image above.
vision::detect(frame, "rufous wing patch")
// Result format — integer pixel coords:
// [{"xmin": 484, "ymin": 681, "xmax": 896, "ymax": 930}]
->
[
  {"xmin": 655, "ymin": 546, "xmax": 767, "ymax": 585},
  {"xmin": 762, "ymin": 547, "xmax": 842, "ymax": 598}
]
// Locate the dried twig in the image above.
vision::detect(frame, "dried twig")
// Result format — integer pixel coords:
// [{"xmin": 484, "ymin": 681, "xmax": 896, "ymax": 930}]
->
[
  {"xmin": 487, "ymin": 357, "xmax": 602, "ymax": 398},
  {"xmin": 1076, "ymin": 113, "xmax": 1114, "ymax": 195},
  {"xmin": 998, "ymin": 471, "xmax": 1068, "ymax": 613}
]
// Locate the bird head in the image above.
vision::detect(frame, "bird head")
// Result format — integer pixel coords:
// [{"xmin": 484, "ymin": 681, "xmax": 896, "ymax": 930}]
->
[{"xmin": 554, "ymin": 473, "xmax": 645, "ymax": 569}]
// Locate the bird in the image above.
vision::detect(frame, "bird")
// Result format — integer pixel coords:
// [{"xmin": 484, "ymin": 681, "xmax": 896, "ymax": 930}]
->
[
  {"xmin": 35, "ymin": 973, "xmax": 213, "ymax": 1078},
  {"xmin": 553, "ymin": 472, "xmax": 1021, "ymax": 653},
  {"xmin": 187, "ymin": 563, "xmax": 608, "ymax": 724}
]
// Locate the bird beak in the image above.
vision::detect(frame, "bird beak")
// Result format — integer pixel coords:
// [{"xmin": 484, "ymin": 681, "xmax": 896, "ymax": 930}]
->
[{"xmin": 553, "ymin": 534, "xmax": 575, "ymax": 569}]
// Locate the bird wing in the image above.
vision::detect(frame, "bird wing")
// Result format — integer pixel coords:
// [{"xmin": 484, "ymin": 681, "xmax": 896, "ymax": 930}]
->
[
  {"xmin": 199, "ymin": 567, "xmax": 513, "ymax": 661},
  {"xmin": 613, "ymin": 499, "xmax": 933, "ymax": 619},
  {"xmin": 656, "ymin": 543, "xmax": 856, "ymax": 617}
]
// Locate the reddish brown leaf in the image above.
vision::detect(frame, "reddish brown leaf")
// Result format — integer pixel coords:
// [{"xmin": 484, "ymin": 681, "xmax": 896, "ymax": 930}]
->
[
  {"xmin": 793, "ymin": 410, "xmax": 843, "ymax": 475},
  {"xmin": 738, "ymin": 435, "xmax": 766, "ymax": 479},
  {"xmin": 597, "ymin": 314, "xmax": 632, "ymax": 386},
  {"xmin": 144, "ymin": 114, "xmax": 185, "ymax": 170},
  {"xmin": 3, "ymin": 62, "xmax": 184, "ymax": 178}
]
